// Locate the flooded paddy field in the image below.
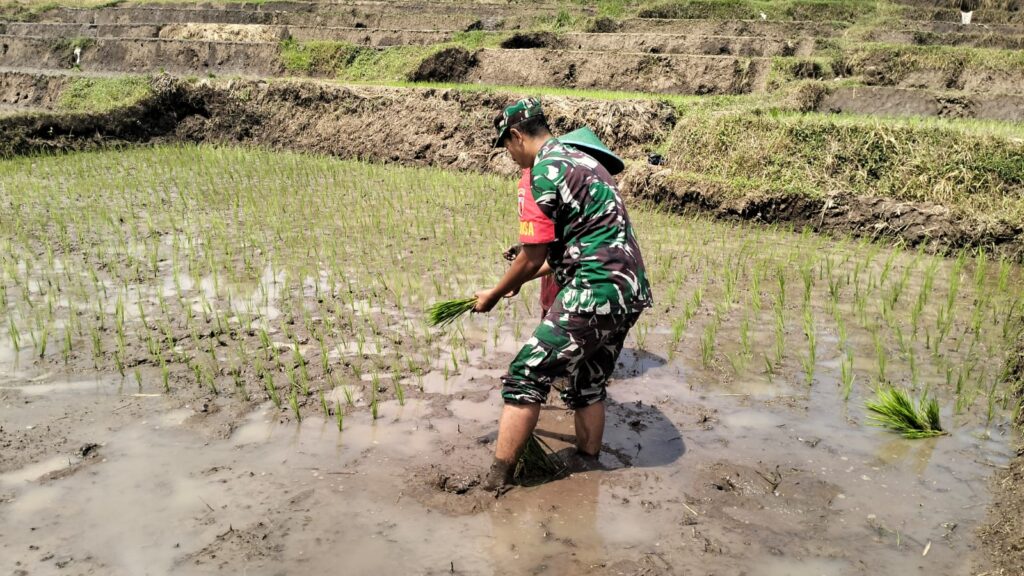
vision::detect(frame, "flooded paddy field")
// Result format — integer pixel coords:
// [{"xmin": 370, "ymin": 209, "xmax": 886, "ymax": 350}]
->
[{"xmin": 0, "ymin": 145, "xmax": 1020, "ymax": 575}]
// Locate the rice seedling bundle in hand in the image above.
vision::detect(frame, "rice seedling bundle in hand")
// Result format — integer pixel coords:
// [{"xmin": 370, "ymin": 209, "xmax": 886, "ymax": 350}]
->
[
  {"xmin": 426, "ymin": 297, "xmax": 477, "ymax": 327},
  {"xmin": 866, "ymin": 385, "xmax": 946, "ymax": 439}
]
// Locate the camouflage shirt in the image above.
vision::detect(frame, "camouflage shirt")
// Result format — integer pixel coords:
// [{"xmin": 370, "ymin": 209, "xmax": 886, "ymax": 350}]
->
[{"xmin": 518, "ymin": 138, "xmax": 652, "ymax": 315}]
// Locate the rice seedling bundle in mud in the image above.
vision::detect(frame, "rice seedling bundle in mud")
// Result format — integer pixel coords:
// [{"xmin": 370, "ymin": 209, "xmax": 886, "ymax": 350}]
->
[
  {"xmin": 0, "ymin": 145, "xmax": 1020, "ymax": 439},
  {"xmin": 514, "ymin": 435, "xmax": 565, "ymax": 486}
]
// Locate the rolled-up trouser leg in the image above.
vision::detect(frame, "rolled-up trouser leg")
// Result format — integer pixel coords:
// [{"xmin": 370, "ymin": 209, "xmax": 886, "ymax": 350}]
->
[{"xmin": 500, "ymin": 309, "xmax": 640, "ymax": 408}]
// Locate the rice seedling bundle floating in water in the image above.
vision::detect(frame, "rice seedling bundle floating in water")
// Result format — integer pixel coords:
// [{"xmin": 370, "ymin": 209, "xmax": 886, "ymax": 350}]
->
[
  {"xmin": 866, "ymin": 385, "xmax": 946, "ymax": 439},
  {"xmin": 426, "ymin": 297, "xmax": 477, "ymax": 327}
]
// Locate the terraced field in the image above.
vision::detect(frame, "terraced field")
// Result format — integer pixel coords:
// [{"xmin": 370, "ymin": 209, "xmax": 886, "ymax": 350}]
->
[{"xmin": 0, "ymin": 1, "xmax": 1022, "ymax": 575}]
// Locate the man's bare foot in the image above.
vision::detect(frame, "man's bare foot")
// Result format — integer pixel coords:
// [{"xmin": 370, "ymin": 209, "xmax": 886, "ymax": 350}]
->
[
  {"xmin": 565, "ymin": 449, "xmax": 605, "ymax": 473},
  {"xmin": 481, "ymin": 458, "xmax": 514, "ymax": 496}
]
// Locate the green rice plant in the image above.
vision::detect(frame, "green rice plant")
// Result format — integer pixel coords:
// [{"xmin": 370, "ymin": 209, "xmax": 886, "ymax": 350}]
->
[
  {"xmin": 872, "ymin": 330, "xmax": 887, "ymax": 383},
  {"xmin": 841, "ymin": 352, "xmax": 854, "ymax": 401},
  {"xmin": 635, "ymin": 320, "xmax": 650, "ymax": 351},
  {"xmin": 739, "ymin": 316, "xmax": 751, "ymax": 358},
  {"xmin": 8, "ymin": 317, "xmax": 20, "ymax": 352},
  {"xmin": 763, "ymin": 353, "xmax": 775, "ymax": 384},
  {"xmin": 773, "ymin": 312, "xmax": 785, "ymax": 365},
  {"xmin": 426, "ymin": 297, "xmax": 477, "ymax": 327},
  {"xmin": 513, "ymin": 434, "xmax": 565, "ymax": 486},
  {"xmin": 319, "ymin": 388, "xmax": 329, "ymax": 415},
  {"xmin": 395, "ymin": 379, "xmax": 406, "ymax": 406},
  {"xmin": 370, "ymin": 373, "xmax": 380, "ymax": 420},
  {"xmin": 62, "ymin": 327, "xmax": 72, "ymax": 364},
  {"xmin": 318, "ymin": 339, "xmax": 330, "ymax": 375},
  {"xmin": 866, "ymin": 385, "xmax": 946, "ymax": 439},
  {"xmin": 700, "ymin": 320, "xmax": 718, "ymax": 368},
  {"xmin": 160, "ymin": 358, "xmax": 170, "ymax": 393},
  {"xmin": 36, "ymin": 324, "xmax": 49, "ymax": 359},
  {"xmin": 233, "ymin": 370, "xmax": 248, "ymax": 400},
  {"xmin": 726, "ymin": 352, "xmax": 745, "ymax": 376},
  {"xmin": 335, "ymin": 401, "xmax": 344, "ymax": 431},
  {"xmin": 802, "ymin": 308, "xmax": 816, "ymax": 385},
  {"xmin": 289, "ymin": 389, "xmax": 302, "ymax": 422},
  {"xmin": 263, "ymin": 369, "xmax": 281, "ymax": 408},
  {"xmin": 669, "ymin": 316, "xmax": 687, "ymax": 358}
]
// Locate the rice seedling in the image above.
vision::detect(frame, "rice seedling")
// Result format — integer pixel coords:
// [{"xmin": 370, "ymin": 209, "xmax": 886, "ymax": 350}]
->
[
  {"xmin": 513, "ymin": 434, "xmax": 565, "ymax": 486},
  {"xmin": 289, "ymin": 389, "xmax": 302, "ymax": 422},
  {"xmin": 335, "ymin": 401, "xmax": 344, "ymax": 431},
  {"xmin": 370, "ymin": 374, "xmax": 380, "ymax": 420},
  {"xmin": 426, "ymin": 297, "xmax": 477, "ymax": 327},
  {"xmin": 700, "ymin": 320, "xmax": 717, "ymax": 369},
  {"xmin": 840, "ymin": 352, "xmax": 854, "ymax": 401},
  {"xmin": 866, "ymin": 385, "xmax": 946, "ymax": 439},
  {"xmin": 263, "ymin": 369, "xmax": 281, "ymax": 408}
]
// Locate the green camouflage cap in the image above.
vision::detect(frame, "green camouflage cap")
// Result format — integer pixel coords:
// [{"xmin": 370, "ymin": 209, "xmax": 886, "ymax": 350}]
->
[{"xmin": 493, "ymin": 97, "xmax": 544, "ymax": 148}]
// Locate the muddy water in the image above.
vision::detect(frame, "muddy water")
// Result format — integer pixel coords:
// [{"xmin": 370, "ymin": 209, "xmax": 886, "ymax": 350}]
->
[{"xmin": 0, "ymin": 336, "xmax": 1014, "ymax": 576}]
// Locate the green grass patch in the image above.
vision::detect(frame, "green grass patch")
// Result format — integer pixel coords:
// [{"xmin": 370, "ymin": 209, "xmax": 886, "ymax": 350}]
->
[
  {"xmin": 668, "ymin": 110, "xmax": 1024, "ymax": 224},
  {"xmin": 843, "ymin": 43, "xmax": 1024, "ymax": 80},
  {"xmin": 57, "ymin": 76, "xmax": 153, "ymax": 113},
  {"xmin": 280, "ymin": 33, "xmax": 506, "ymax": 82}
]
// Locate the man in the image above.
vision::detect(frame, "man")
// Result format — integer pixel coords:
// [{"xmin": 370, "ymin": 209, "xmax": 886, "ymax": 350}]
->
[
  {"xmin": 504, "ymin": 127, "xmax": 627, "ymax": 319},
  {"xmin": 474, "ymin": 98, "xmax": 652, "ymax": 491}
]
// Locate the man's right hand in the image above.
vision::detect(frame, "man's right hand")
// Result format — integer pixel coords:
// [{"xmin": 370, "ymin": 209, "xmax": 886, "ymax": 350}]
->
[{"xmin": 503, "ymin": 244, "xmax": 521, "ymax": 262}]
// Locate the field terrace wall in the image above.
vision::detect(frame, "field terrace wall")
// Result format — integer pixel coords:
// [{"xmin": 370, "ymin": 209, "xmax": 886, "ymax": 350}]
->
[
  {"xmin": 813, "ymin": 85, "xmax": 1024, "ymax": 123},
  {"xmin": 29, "ymin": 3, "xmax": 558, "ymax": 31},
  {"xmin": 0, "ymin": 37, "xmax": 770, "ymax": 96},
  {"xmin": 0, "ymin": 74, "xmax": 676, "ymax": 174}
]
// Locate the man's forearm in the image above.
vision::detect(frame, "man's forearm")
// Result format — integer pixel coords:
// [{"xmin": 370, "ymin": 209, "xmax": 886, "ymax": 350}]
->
[
  {"xmin": 530, "ymin": 261, "xmax": 553, "ymax": 281},
  {"xmin": 492, "ymin": 251, "xmax": 544, "ymax": 297}
]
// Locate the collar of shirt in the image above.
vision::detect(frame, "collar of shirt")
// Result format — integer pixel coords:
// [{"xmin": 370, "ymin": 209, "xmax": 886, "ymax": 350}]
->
[{"xmin": 535, "ymin": 137, "xmax": 562, "ymax": 162}]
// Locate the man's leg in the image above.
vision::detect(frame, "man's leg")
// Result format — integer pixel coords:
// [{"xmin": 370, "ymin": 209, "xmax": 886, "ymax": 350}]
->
[
  {"xmin": 573, "ymin": 401, "xmax": 605, "ymax": 457},
  {"xmin": 495, "ymin": 403, "xmax": 541, "ymax": 462},
  {"xmin": 485, "ymin": 312, "xmax": 581, "ymax": 491},
  {"xmin": 483, "ymin": 403, "xmax": 541, "ymax": 490},
  {"xmin": 563, "ymin": 312, "xmax": 641, "ymax": 460}
]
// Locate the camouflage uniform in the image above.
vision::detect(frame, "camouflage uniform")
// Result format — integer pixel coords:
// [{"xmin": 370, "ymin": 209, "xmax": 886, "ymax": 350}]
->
[{"xmin": 501, "ymin": 131, "xmax": 652, "ymax": 409}]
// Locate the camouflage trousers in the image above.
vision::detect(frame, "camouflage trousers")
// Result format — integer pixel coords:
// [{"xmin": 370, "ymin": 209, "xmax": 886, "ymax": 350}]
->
[{"xmin": 501, "ymin": 308, "xmax": 641, "ymax": 409}]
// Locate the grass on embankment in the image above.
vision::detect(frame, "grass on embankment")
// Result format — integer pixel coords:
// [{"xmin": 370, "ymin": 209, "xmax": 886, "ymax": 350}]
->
[
  {"xmin": 666, "ymin": 110, "xmax": 1024, "ymax": 226},
  {"xmin": 279, "ymin": 32, "xmax": 502, "ymax": 81},
  {"xmin": 57, "ymin": 76, "xmax": 153, "ymax": 113}
]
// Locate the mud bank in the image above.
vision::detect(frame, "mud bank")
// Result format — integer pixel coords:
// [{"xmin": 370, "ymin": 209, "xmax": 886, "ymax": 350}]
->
[
  {"xmin": 815, "ymin": 85, "xmax": 1024, "ymax": 123},
  {"xmin": 0, "ymin": 73, "xmax": 676, "ymax": 172},
  {"xmin": 614, "ymin": 17, "xmax": 847, "ymax": 36},
  {"xmin": 0, "ymin": 36, "xmax": 284, "ymax": 76},
  {"xmin": 32, "ymin": 4, "xmax": 550, "ymax": 31},
  {"xmin": 0, "ymin": 68, "xmax": 68, "ymax": 108},
  {"xmin": 619, "ymin": 165, "xmax": 1024, "ymax": 261},
  {"xmin": 558, "ymin": 32, "xmax": 815, "ymax": 57},
  {"xmin": 466, "ymin": 49, "xmax": 768, "ymax": 95}
]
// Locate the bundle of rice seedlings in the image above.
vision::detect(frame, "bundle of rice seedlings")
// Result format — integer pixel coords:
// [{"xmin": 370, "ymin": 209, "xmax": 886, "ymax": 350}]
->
[
  {"xmin": 426, "ymin": 297, "xmax": 477, "ymax": 327},
  {"xmin": 866, "ymin": 385, "xmax": 947, "ymax": 439},
  {"xmin": 513, "ymin": 434, "xmax": 566, "ymax": 486}
]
